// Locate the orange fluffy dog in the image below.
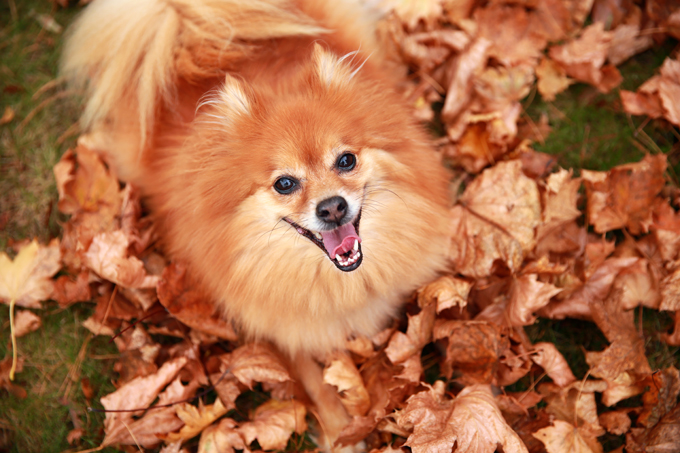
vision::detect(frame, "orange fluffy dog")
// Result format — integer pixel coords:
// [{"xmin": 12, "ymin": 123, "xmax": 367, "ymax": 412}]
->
[{"xmin": 63, "ymin": 0, "xmax": 450, "ymax": 449}]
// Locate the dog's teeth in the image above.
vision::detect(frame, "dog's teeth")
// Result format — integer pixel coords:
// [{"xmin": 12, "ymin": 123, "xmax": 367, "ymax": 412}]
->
[
  {"xmin": 353, "ymin": 239, "xmax": 358, "ymax": 251},
  {"xmin": 315, "ymin": 232, "xmax": 322, "ymax": 241}
]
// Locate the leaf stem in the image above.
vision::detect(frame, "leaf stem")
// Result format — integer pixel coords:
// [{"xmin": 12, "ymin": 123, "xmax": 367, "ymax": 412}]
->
[{"xmin": 9, "ymin": 298, "xmax": 17, "ymax": 380}]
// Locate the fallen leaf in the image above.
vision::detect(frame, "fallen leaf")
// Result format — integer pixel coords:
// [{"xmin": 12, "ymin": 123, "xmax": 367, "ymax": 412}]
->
[
  {"xmin": 0, "ymin": 239, "xmax": 61, "ymax": 309},
  {"xmin": 533, "ymin": 420, "xmax": 597, "ymax": 453},
  {"xmin": 324, "ymin": 353, "xmax": 371, "ymax": 417},
  {"xmin": 85, "ymin": 231, "xmax": 159, "ymax": 289},
  {"xmin": 225, "ymin": 343, "xmax": 291, "ymax": 389},
  {"xmin": 0, "ymin": 106, "xmax": 15, "ymax": 125},
  {"xmin": 163, "ymin": 398, "xmax": 229, "ymax": 442},
  {"xmin": 599, "ymin": 410, "xmax": 632, "ymax": 435},
  {"xmin": 536, "ymin": 57, "xmax": 574, "ymax": 101},
  {"xmin": 450, "ymin": 160, "xmax": 541, "ymax": 278},
  {"xmin": 531, "ymin": 342, "xmax": 576, "ymax": 387},
  {"xmin": 13, "ymin": 310, "xmax": 41, "ymax": 337},
  {"xmin": 198, "ymin": 418, "xmax": 247, "ymax": 453},
  {"xmin": 157, "ymin": 262, "xmax": 238, "ymax": 341},
  {"xmin": 238, "ymin": 399, "xmax": 307, "ymax": 451},
  {"xmin": 52, "ymin": 271, "xmax": 91, "ymax": 307}
]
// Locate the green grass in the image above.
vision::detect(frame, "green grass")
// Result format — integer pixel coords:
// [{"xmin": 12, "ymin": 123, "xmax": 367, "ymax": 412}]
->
[
  {"xmin": 524, "ymin": 40, "xmax": 679, "ymax": 174},
  {"xmin": 0, "ymin": 304, "xmax": 118, "ymax": 453},
  {"xmin": 0, "ymin": 0, "xmax": 81, "ymax": 250}
]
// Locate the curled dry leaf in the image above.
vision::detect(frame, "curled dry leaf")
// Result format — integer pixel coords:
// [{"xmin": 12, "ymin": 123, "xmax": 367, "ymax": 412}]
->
[
  {"xmin": 85, "ymin": 230, "xmax": 159, "ymax": 289},
  {"xmin": 324, "ymin": 353, "xmax": 371, "ymax": 417},
  {"xmin": 198, "ymin": 418, "xmax": 247, "ymax": 453},
  {"xmin": 416, "ymin": 275, "xmax": 470, "ymax": 313},
  {"xmin": 450, "ymin": 160, "xmax": 541, "ymax": 278},
  {"xmin": 638, "ymin": 366, "xmax": 680, "ymax": 429},
  {"xmin": 531, "ymin": 342, "xmax": 576, "ymax": 387},
  {"xmin": 599, "ymin": 410, "xmax": 632, "ymax": 435},
  {"xmin": 163, "ymin": 398, "xmax": 229, "ymax": 442},
  {"xmin": 398, "ymin": 382, "xmax": 528, "ymax": 453},
  {"xmin": 0, "ymin": 239, "xmax": 61, "ymax": 309},
  {"xmin": 433, "ymin": 319, "xmax": 506, "ymax": 385},
  {"xmin": 536, "ymin": 57, "xmax": 574, "ymax": 101},
  {"xmin": 539, "ymin": 381, "xmax": 605, "ymax": 442},
  {"xmin": 238, "ymin": 399, "xmax": 307, "ymax": 451},
  {"xmin": 52, "ymin": 271, "xmax": 91, "ymax": 307},
  {"xmin": 385, "ymin": 302, "xmax": 436, "ymax": 364},
  {"xmin": 582, "ymin": 154, "xmax": 667, "ymax": 235},
  {"xmin": 157, "ymin": 262, "xmax": 238, "ymax": 341},
  {"xmin": 13, "ymin": 310, "xmax": 41, "ymax": 337},
  {"xmin": 225, "ymin": 343, "xmax": 291, "ymax": 389},
  {"xmin": 533, "ymin": 420, "xmax": 597, "ymax": 453}
]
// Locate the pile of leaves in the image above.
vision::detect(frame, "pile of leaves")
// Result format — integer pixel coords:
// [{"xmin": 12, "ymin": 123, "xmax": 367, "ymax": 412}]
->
[{"xmin": 2, "ymin": 0, "xmax": 680, "ymax": 452}]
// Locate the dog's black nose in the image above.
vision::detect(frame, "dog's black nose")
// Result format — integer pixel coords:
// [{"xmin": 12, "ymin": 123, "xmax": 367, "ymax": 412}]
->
[{"xmin": 316, "ymin": 196, "xmax": 348, "ymax": 224}]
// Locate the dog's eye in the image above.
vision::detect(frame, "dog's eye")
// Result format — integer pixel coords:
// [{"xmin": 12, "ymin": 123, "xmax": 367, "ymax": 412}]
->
[
  {"xmin": 274, "ymin": 176, "xmax": 298, "ymax": 194},
  {"xmin": 336, "ymin": 153, "xmax": 356, "ymax": 172}
]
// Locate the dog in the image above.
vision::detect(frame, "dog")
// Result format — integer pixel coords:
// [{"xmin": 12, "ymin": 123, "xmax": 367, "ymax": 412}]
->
[{"xmin": 62, "ymin": 0, "xmax": 451, "ymax": 449}]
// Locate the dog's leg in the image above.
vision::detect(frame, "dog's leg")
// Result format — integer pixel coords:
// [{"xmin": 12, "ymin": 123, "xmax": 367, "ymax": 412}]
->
[{"xmin": 293, "ymin": 352, "xmax": 365, "ymax": 453}]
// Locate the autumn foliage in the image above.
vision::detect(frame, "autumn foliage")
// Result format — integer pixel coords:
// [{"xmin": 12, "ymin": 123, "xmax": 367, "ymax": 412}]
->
[{"xmin": 2, "ymin": 0, "xmax": 680, "ymax": 452}]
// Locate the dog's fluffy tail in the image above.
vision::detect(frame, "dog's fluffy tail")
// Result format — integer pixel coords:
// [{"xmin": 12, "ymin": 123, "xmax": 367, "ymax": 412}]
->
[{"xmin": 62, "ymin": 0, "xmax": 328, "ymax": 144}]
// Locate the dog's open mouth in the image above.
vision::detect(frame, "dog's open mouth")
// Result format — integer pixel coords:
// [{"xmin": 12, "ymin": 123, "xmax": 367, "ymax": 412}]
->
[{"xmin": 284, "ymin": 212, "xmax": 363, "ymax": 272}]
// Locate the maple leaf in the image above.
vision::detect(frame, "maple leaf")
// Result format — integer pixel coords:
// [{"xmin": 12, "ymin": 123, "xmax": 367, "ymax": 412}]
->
[
  {"xmin": 157, "ymin": 262, "xmax": 238, "ymax": 341},
  {"xmin": 549, "ymin": 22, "xmax": 622, "ymax": 93},
  {"xmin": 52, "ymin": 271, "xmax": 91, "ymax": 307},
  {"xmin": 539, "ymin": 381, "xmax": 606, "ymax": 443},
  {"xmin": 533, "ymin": 420, "xmax": 598, "ymax": 453},
  {"xmin": 85, "ymin": 230, "xmax": 159, "ymax": 289},
  {"xmin": 398, "ymin": 382, "xmax": 528, "ymax": 453},
  {"xmin": 536, "ymin": 57, "xmax": 574, "ymax": 101},
  {"xmin": 101, "ymin": 357, "xmax": 188, "ymax": 446},
  {"xmin": 238, "ymin": 399, "xmax": 307, "ymax": 451},
  {"xmin": 433, "ymin": 320, "xmax": 506, "ymax": 385},
  {"xmin": 582, "ymin": 154, "xmax": 667, "ymax": 235},
  {"xmin": 607, "ymin": 23, "xmax": 653, "ymax": 66},
  {"xmin": 225, "ymin": 343, "xmax": 291, "ymax": 389},
  {"xmin": 163, "ymin": 398, "xmax": 229, "ymax": 442},
  {"xmin": 13, "ymin": 310, "xmax": 41, "ymax": 337},
  {"xmin": 324, "ymin": 353, "xmax": 370, "ymax": 417},
  {"xmin": 0, "ymin": 239, "xmax": 61, "ymax": 309},
  {"xmin": 531, "ymin": 342, "xmax": 576, "ymax": 387},
  {"xmin": 385, "ymin": 302, "xmax": 436, "ymax": 364},
  {"xmin": 198, "ymin": 418, "xmax": 247, "ymax": 453},
  {"xmin": 450, "ymin": 160, "xmax": 541, "ymax": 278},
  {"xmin": 476, "ymin": 274, "xmax": 562, "ymax": 327},
  {"xmin": 417, "ymin": 275, "xmax": 470, "ymax": 314}
]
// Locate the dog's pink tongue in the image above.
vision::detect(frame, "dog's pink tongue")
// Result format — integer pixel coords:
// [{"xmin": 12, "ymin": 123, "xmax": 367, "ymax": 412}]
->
[{"xmin": 321, "ymin": 223, "xmax": 361, "ymax": 259}]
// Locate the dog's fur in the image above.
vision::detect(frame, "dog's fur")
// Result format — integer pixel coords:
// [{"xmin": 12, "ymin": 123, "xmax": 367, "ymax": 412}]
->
[{"xmin": 63, "ymin": 0, "xmax": 451, "ymax": 449}]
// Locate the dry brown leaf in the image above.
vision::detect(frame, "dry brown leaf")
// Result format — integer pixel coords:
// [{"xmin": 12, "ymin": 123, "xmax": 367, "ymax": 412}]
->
[
  {"xmin": 386, "ymin": 0, "xmax": 443, "ymax": 30},
  {"xmin": 541, "ymin": 257, "xmax": 639, "ymax": 320},
  {"xmin": 620, "ymin": 75, "xmax": 664, "ymax": 119},
  {"xmin": 539, "ymin": 381, "xmax": 605, "ymax": 441},
  {"xmin": 54, "ymin": 146, "xmax": 121, "ymax": 217},
  {"xmin": 607, "ymin": 23, "xmax": 653, "ymax": 66},
  {"xmin": 85, "ymin": 231, "xmax": 159, "ymax": 289},
  {"xmin": 163, "ymin": 398, "xmax": 229, "ymax": 442},
  {"xmin": 0, "ymin": 106, "xmax": 15, "ymax": 125},
  {"xmin": 0, "ymin": 356, "xmax": 26, "ymax": 398},
  {"xmin": 238, "ymin": 399, "xmax": 307, "ymax": 451},
  {"xmin": 13, "ymin": 310, "xmax": 41, "ymax": 337},
  {"xmin": 417, "ymin": 275, "xmax": 470, "ymax": 313},
  {"xmin": 450, "ymin": 160, "xmax": 540, "ymax": 278},
  {"xmin": 533, "ymin": 420, "xmax": 597, "ymax": 453},
  {"xmin": 549, "ymin": 22, "xmax": 621, "ymax": 93},
  {"xmin": 225, "ymin": 343, "xmax": 291, "ymax": 389},
  {"xmin": 599, "ymin": 410, "xmax": 632, "ymax": 435},
  {"xmin": 0, "ymin": 239, "xmax": 61, "ymax": 309},
  {"xmin": 626, "ymin": 403, "xmax": 680, "ymax": 453},
  {"xmin": 198, "ymin": 418, "xmax": 247, "ymax": 453},
  {"xmin": 385, "ymin": 302, "xmax": 435, "ymax": 364},
  {"xmin": 157, "ymin": 262, "xmax": 238, "ymax": 341},
  {"xmin": 52, "ymin": 271, "xmax": 91, "ymax": 307},
  {"xmin": 324, "ymin": 353, "xmax": 371, "ymax": 417},
  {"xmin": 582, "ymin": 154, "xmax": 667, "ymax": 235},
  {"xmin": 658, "ymin": 57, "xmax": 680, "ymax": 126},
  {"xmin": 433, "ymin": 320, "xmax": 506, "ymax": 385},
  {"xmin": 474, "ymin": 4, "xmax": 547, "ymax": 66},
  {"xmin": 638, "ymin": 366, "xmax": 680, "ymax": 428},
  {"xmin": 531, "ymin": 342, "xmax": 576, "ymax": 387},
  {"xmin": 536, "ymin": 57, "xmax": 574, "ymax": 101},
  {"xmin": 398, "ymin": 382, "xmax": 528, "ymax": 453}
]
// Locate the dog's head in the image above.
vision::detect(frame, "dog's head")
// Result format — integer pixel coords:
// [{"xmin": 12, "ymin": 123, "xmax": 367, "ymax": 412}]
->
[{"xmin": 185, "ymin": 44, "xmax": 448, "ymax": 277}]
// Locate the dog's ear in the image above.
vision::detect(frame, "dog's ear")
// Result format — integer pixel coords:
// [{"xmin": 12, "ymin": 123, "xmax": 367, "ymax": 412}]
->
[
  {"xmin": 198, "ymin": 74, "xmax": 253, "ymax": 123},
  {"xmin": 312, "ymin": 43, "xmax": 364, "ymax": 89},
  {"xmin": 218, "ymin": 74, "xmax": 252, "ymax": 116}
]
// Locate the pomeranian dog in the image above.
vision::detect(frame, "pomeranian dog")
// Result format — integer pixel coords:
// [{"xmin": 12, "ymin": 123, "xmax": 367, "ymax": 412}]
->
[{"xmin": 62, "ymin": 0, "xmax": 451, "ymax": 449}]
